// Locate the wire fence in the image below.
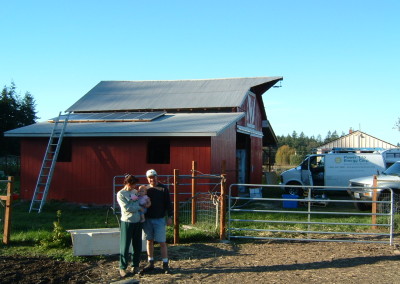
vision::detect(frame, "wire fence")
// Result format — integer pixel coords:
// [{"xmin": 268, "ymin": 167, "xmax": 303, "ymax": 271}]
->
[
  {"xmin": 178, "ymin": 192, "xmax": 220, "ymax": 231},
  {"xmin": 0, "ymin": 180, "xmax": 7, "ymax": 231},
  {"xmin": 0, "ymin": 178, "xmax": 12, "ymax": 240},
  {"xmin": 112, "ymin": 173, "xmax": 222, "ymax": 235},
  {"xmin": 378, "ymin": 192, "xmax": 400, "ymax": 214},
  {"xmin": 0, "ymin": 155, "xmax": 20, "ymax": 177}
]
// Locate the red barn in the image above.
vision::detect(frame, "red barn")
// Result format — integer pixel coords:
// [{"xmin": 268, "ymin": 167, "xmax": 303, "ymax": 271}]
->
[{"xmin": 5, "ymin": 77, "xmax": 282, "ymax": 205}]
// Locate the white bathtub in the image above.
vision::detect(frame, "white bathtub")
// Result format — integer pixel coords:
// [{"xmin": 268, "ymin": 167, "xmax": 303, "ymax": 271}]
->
[{"xmin": 67, "ymin": 228, "xmax": 146, "ymax": 256}]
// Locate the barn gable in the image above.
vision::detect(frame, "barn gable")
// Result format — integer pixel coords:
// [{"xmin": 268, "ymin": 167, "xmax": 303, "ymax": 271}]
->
[{"xmin": 317, "ymin": 130, "xmax": 398, "ymax": 153}]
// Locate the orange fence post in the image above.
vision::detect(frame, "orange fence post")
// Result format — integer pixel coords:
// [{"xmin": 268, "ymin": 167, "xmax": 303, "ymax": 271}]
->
[
  {"xmin": 219, "ymin": 174, "xmax": 227, "ymax": 240},
  {"xmin": 371, "ymin": 175, "xmax": 378, "ymax": 229},
  {"xmin": 191, "ymin": 161, "xmax": 197, "ymax": 225},
  {"xmin": 173, "ymin": 169, "xmax": 180, "ymax": 244},
  {"xmin": 2, "ymin": 176, "xmax": 14, "ymax": 244}
]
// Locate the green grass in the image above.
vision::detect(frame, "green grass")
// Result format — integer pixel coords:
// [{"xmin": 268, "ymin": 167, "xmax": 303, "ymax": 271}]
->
[
  {"xmin": 1, "ymin": 200, "xmax": 121, "ymax": 261},
  {"xmin": 2, "ymin": 197, "xmax": 398, "ymax": 261},
  {"xmin": 1, "ymin": 200, "xmax": 218, "ymax": 261}
]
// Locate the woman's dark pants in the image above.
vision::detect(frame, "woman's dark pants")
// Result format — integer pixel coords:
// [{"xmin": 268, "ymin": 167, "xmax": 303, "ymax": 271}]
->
[{"xmin": 120, "ymin": 221, "xmax": 143, "ymax": 269}]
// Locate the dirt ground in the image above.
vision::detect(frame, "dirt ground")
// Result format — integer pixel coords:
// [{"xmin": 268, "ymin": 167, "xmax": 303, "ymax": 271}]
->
[{"xmin": 1, "ymin": 240, "xmax": 400, "ymax": 284}]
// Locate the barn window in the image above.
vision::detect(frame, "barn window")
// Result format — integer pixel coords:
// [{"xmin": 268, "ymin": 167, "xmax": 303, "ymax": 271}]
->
[
  {"xmin": 147, "ymin": 138, "xmax": 170, "ymax": 164},
  {"xmin": 57, "ymin": 138, "xmax": 72, "ymax": 162}
]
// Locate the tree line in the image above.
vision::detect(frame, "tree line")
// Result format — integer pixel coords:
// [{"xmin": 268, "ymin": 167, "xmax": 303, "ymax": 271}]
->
[
  {"xmin": 0, "ymin": 82, "xmax": 38, "ymax": 156},
  {"xmin": 274, "ymin": 130, "xmax": 345, "ymax": 165}
]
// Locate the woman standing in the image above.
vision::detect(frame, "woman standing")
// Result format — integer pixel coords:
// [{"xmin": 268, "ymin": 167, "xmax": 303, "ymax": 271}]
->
[{"xmin": 116, "ymin": 174, "xmax": 143, "ymax": 277}]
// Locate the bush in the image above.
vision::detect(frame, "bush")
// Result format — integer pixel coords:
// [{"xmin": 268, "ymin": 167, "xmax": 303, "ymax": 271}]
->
[
  {"xmin": 276, "ymin": 145, "xmax": 296, "ymax": 165},
  {"xmin": 289, "ymin": 154, "xmax": 303, "ymax": 165},
  {"xmin": 40, "ymin": 210, "xmax": 71, "ymax": 248}
]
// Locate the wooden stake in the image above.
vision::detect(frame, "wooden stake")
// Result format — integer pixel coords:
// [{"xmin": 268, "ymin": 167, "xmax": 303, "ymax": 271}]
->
[
  {"xmin": 371, "ymin": 175, "xmax": 377, "ymax": 229},
  {"xmin": 173, "ymin": 169, "xmax": 179, "ymax": 244},
  {"xmin": 191, "ymin": 161, "xmax": 197, "ymax": 225},
  {"xmin": 221, "ymin": 160, "xmax": 226, "ymax": 175},
  {"xmin": 3, "ymin": 176, "xmax": 14, "ymax": 244},
  {"xmin": 219, "ymin": 174, "xmax": 227, "ymax": 240}
]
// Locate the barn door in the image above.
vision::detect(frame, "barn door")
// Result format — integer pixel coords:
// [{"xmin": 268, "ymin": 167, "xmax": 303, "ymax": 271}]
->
[{"xmin": 236, "ymin": 149, "xmax": 247, "ymax": 194}]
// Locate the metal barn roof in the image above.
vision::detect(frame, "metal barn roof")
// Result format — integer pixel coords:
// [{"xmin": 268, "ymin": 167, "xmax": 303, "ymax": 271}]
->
[
  {"xmin": 317, "ymin": 130, "xmax": 398, "ymax": 152},
  {"xmin": 5, "ymin": 112, "xmax": 245, "ymax": 138},
  {"xmin": 65, "ymin": 77, "xmax": 282, "ymax": 112}
]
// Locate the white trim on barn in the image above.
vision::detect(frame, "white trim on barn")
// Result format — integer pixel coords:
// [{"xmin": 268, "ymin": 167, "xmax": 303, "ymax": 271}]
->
[
  {"xmin": 237, "ymin": 125, "xmax": 263, "ymax": 138},
  {"xmin": 317, "ymin": 130, "xmax": 398, "ymax": 153}
]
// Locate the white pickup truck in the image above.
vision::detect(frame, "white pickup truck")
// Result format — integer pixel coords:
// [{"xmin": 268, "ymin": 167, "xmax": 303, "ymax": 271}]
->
[{"xmin": 347, "ymin": 161, "xmax": 400, "ymax": 211}]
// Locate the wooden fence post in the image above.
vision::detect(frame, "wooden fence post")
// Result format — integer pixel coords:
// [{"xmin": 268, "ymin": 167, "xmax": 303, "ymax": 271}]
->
[
  {"xmin": 219, "ymin": 174, "xmax": 227, "ymax": 240},
  {"xmin": 173, "ymin": 169, "xmax": 180, "ymax": 244},
  {"xmin": 2, "ymin": 176, "xmax": 14, "ymax": 244},
  {"xmin": 191, "ymin": 161, "xmax": 197, "ymax": 225},
  {"xmin": 371, "ymin": 175, "xmax": 378, "ymax": 229}
]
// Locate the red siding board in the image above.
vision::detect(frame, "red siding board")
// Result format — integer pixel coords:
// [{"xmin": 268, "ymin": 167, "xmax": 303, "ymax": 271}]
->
[
  {"xmin": 211, "ymin": 125, "xmax": 237, "ymax": 192},
  {"xmin": 250, "ymin": 136, "xmax": 263, "ymax": 184},
  {"xmin": 20, "ymin": 137, "xmax": 213, "ymax": 205}
]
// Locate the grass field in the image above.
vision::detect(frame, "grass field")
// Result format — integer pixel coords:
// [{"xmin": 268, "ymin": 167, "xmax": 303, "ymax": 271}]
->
[
  {"xmin": 0, "ymin": 200, "xmax": 218, "ymax": 261},
  {"xmin": 1, "ymin": 190, "xmax": 399, "ymax": 261}
]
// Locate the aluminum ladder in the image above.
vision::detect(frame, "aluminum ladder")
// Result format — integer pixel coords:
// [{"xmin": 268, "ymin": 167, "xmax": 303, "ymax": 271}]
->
[{"xmin": 29, "ymin": 112, "xmax": 70, "ymax": 213}]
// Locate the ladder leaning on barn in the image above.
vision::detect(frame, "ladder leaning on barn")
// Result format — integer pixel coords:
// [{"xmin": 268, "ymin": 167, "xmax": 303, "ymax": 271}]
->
[{"xmin": 29, "ymin": 112, "xmax": 70, "ymax": 213}]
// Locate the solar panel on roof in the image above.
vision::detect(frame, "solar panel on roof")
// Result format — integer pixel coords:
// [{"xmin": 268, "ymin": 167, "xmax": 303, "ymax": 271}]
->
[
  {"xmin": 49, "ymin": 112, "xmax": 166, "ymax": 123},
  {"xmin": 135, "ymin": 112, "xmax": 165, "ymax": 120}
]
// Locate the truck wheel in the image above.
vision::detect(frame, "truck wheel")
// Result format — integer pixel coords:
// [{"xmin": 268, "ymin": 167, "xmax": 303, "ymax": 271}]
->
[
  {"xmin": 285, "ymin": 183, "xmax": 303, "ymax": 196},
  {"xmin": 354, "ymin": 202, "xmax": 370, "ymax": 211}
]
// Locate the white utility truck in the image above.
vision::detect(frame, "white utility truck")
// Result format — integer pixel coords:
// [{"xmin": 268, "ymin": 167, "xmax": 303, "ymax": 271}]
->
[{"xmin": 280, "ymin": 148, "xmax": 400, "ymax": 196}]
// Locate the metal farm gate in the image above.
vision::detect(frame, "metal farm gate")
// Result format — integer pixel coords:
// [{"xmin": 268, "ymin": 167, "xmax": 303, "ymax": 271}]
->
[{"xmin": 227, "ymin": 184, "xmax": 395, "ymax": 245}]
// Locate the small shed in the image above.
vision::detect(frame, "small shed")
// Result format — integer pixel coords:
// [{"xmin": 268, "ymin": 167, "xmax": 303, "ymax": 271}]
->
[{"xmin": 5, "ymin": 77, "xmax": 282, "ymax": 204}]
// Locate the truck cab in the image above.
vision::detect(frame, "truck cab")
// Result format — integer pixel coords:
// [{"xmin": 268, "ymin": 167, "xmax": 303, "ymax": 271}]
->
[
  {"xmin": 281, "ymin": 154, "xmax": 325, "ymax": 195},
  {"xmin": 347, "ymin": 161, "xmax": 400, "ymax": 211}
]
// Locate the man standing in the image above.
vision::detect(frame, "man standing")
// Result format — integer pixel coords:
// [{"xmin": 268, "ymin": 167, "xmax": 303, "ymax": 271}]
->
[{"xmin": 142, "ymin": 169, "xmax": 173, "ymax": 274}]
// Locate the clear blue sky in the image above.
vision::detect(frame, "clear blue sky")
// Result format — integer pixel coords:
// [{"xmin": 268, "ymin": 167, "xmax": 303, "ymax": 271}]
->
[{"xmin": 1, "ymin": 0, "xmax": 399, "ymax": 145}]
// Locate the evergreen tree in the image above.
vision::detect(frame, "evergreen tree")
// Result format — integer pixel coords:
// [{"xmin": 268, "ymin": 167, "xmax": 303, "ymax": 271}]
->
[
  {"xmin": 331, "ymin": 130, "xmax": 339, "ymax": 140},
  {"xmin": 0, "ymin": 82, "xmax": 19, "ymax": 133},
  {"xmin": 0, "ymin": 82, "xmax": 38, "ymax": 155},
  {"xmin": 324, "ymin": 131, "xmax": 332, "ymax": 143},
  {"xmin": 18, "ymin": 91, "xmax": 38, "ymax": 126},
  {"xmin": 275, "ymin": 130, "xmax": 347, "ymax": 165}
]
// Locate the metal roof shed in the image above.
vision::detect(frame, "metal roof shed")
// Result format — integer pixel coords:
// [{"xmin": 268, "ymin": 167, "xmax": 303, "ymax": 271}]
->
[{"xmin": 6, "ymin": 76, "xmax": 283, "ymax": 205}]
